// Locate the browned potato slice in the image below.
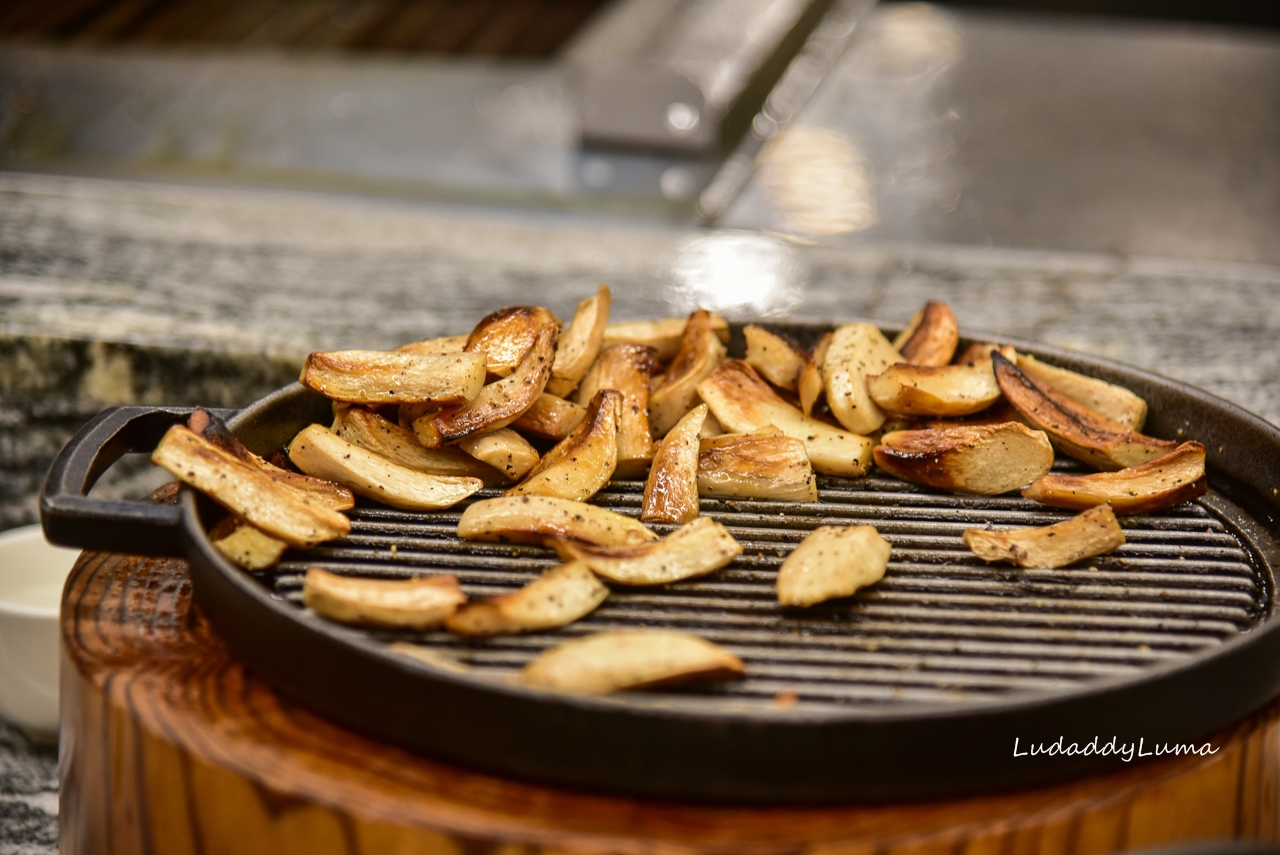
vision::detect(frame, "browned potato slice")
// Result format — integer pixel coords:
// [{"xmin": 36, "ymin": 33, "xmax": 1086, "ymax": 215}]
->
[
  {"xmin": 521, "ymin": 630, "xmax": 744, "ymax": 695},
  {"xmin": 457, "ymin": 428, "xmax": 540, "ymax": 480},
  {"xmin": 331, "ymin": 407, "xmax": 503, "ymax": 484},
  {"xmin": 465, "ymin": 305, "xmax": 560, "ymax": 378},
  {"xmin": 867, "ymin": 361, "xmax": 1002, "ymax": 417},
  {"xmin": 457, "ymin": 495, "xmax": 657, "ymax": 546},
  {"xmin": 963, "ymin": 504, "xmax": 1126, "ymax": 569},
  {"xmin": 445, "ymin": 561, "xmax": 609, "ymax": 637},
  {"xmin": 1023, "ymin": 441, "xmax": 1207, "ymax": 514},
  {"xmin": 874, "ymin": 423, "xmax": 1055, "ymax": 495},
  {"xmin": 777, "ymin": 525, "xmax": 891, "ymax": 607},
  {"xmin": 303, "ymin": 568, "xmax": 466, "ymax": 630},
  {"xmin": 1017, "ymin": 353, "xmax": 1149, "ymax": 431},
  {"xmin": 603, "ymin": 315, "xmax": 730, "ymax": 362},
  {"xmin": 300, "ymin": 350, "xmax": 486, "ymax": 405},
  {"xmin": 823, "ymin": 323, "xmax": 903, "ymax": 434},
  {"xmin": 798, "ymin": 332, "xmax": 831, "ymax": 416},
  {"xmin": 892, "ymin": 301, "xmax": 959, "ymax": 366},
  {"xmin": 511, "ymin": 392, "xmax": 588, "ymax": 440},
  {"xmin": 744, "ymin": 325, "xmax": 805, "ymax": 391},
  {"xmin": 289, "ymin": 425, "xmax": 483, "ymax": 510},
  {"xmin": 649, "ymin": 310, "xmax": 727, "ymax": 437},
  {"xmin": 546, "ymin": 284, "xmax": 611, "ymax": 397},
  {"xmin": 395, "ymin": 333, "xmax": 468, "ymax": 355},
  {"xmin": 642, "ymin": 403, "xmax": 707, "ymax": 523},
  {"xmin": 698, "ymin": 425, "xmax": 784, "ymax": 451},
  {"xmin": 576, "ymin": 343, "xmax": 657, "ymax": 477},
  {"xmin": 152, "ymin": 426, "xmax": 350, "ymax": 548},
  {"xmin": 212, "ymin": 521, "xmax": 289, "ymax": 570},
  {"xmin": 919, "ymin": 400, "xmax": 1024, "ymax": 430},
  {"xmin": 505, "ymin": 390, "xmax": 620, "ymax": 502},
  {"xmin": 954, "ymin": 342, "xmax": 1006, "ymax": 366},
  {"xmin": 698, "ymin": 433, "xmax": 817, "ymax": 502},
  {"xmin": 551, "ymin": 516, "xmax": 741, "ymax": 586},
  {"xmin": 416, "ymin": 322, "xmax": 557, "ymax": 447},
  {"xmin": 993, "ymin": 352, "xmax": 1176, "ymax": 470},
  {"xmin": 697, "ymin": 360, "xmax": 875, "ymax": 478}
]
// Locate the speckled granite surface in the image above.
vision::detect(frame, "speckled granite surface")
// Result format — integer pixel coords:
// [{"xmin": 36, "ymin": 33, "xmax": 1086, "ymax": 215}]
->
[{"xmin": 0, "ymin": 720, "xmax": 58, "ymax": 855}]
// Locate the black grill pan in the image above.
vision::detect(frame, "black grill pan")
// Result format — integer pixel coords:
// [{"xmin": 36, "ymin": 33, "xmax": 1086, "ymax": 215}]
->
[{"xmin": 41, "ymin": 325, "xmax": 1280, "ymax": 803}]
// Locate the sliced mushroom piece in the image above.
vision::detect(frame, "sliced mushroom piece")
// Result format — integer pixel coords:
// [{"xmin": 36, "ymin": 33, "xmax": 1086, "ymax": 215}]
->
[
  {"xmin": 151, "ymin": 425, "xmax": 350, "ymax": 549},
  {"xmin": 642, "ymin": 403, "xmax": 707, "ymax": 524},
  {"xmin": 649, "ymin": 310, "xmax": 727, "ymax": 437},
  {"xmin": 456, "ymin": 428, "xmax": 540, "ymax": 480},
  {"xmin": 1023, "ymin": 442, "xmax": 1207, "ymax": 515},
  {"xmin": 510, "ymin": 392, "xmax": 588, "ymax": 441},
  {"xmin": 465, "ymin": 305, "xmax": 561, "ymax": 378},
  {"xmin": 873, "ymin": 422, "xmax": 1055, "ymax": 495},
  {"xmin": 211, "ymin": 520, "xmax": 289, "ymax": 570},
  {"xmin": 867, "ymin": 361, "xmax": 1003, "ymax": 417},
  {"xmin": 300, "ymin": 350, "xmax": 486, "ymax": 405},
  {"xmin": 445, "ymin": 561, "xmax": 609, "ymax": 637},
  {"xmin": 698, "ymin": 433, "xmax": 817, "ymax": 502},
  {"xmin": 697, "ymin": 360, "xmax": 875, "ymax": 478},
  {"xmin": 823, "ymin": 323, "xmax": 903, "ymax": 434},
  {"xmin": 1017, "ymin": 353, "xmax": 1149, "ymax": 431},
  {"xmin": 603, "ymin": 315, "xmax": 730, "ymax": 362},
  {"xmin": 777, "ymin": 525, "xmax": 892, "ymax": 607},
  {"xmin": 289, "ymin": 425, "xmax": 483, "ymax": 511},
  {"xmin": 963, "ymin": 504, "xmax": 1126, "ymax": 569},
  {"xmin": 457, "ymin": 495, "xmax": 657, "ymax": 546},
  {"xmin": 576, "ymin": 343, "xmax": 657, "ymax": 477},
  {"xmin": 331, "ymin": 406, "xmax": 503, "ymax": 484},
  {"xmin": 546, "ymin": 284, "xmax": 612, "ymax": 397},
  {"xmin": 892, "ymin": 301, "xmax": 959, "ymax": 366},
  {"xmin": 551, "ymin": 516, "xmax": 741, "ymax": 586},
  {"xmin": 521, "ymin": 630, "xmax": 745, "ymax": 695},
  {"xmin": 303, "ymin": 568, "xmax": 466, "ymax": 630},
  {"xmin": 744, "ymin": 325, "xmax": 805, "ymax": 391},
  {"xmin": 415, "ymin": 321, "xmax": 557, "ymax": 447},
  {"xmin": 395, "ymin": 333, "xmax": 469, "ymax": 355},
  {"xmin": 505, "ymin": 389, "xmax": 620, "ymax": 502},
  {"xmin": 798, "ymin": 331, "xmax": 832, "ymax": 416},
  {"xmin": 993, "ymin": 352, "xmax": 1176, "ymax": 470}
]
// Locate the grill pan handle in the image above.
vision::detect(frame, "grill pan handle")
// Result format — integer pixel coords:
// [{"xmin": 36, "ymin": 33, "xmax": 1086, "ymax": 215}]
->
[{"xmin": 40, "ymin": 406, "xmax": 235, "ymax": 557}]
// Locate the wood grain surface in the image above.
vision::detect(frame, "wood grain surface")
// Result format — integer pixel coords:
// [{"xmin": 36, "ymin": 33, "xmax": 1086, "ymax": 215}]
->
[{"xmin": 59, "ymin": 521, "xmax": 1280, "ymax": 854}]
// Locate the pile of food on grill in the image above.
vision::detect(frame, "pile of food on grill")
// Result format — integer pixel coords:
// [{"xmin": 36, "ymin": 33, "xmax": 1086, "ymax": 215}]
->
[{"xmin": 150, "ymin": 288, "xmax": 1208, "ymax": 695}]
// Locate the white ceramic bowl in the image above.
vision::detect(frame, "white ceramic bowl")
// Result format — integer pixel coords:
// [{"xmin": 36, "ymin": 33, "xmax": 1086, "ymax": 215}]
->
[{"xmin": 0, "ymin": 525, "xmax": 81, "ymax": 741}]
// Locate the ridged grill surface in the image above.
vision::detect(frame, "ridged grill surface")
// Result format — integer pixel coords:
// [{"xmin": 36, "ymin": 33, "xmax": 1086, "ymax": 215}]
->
[{"xmin": 260, "ymin": 467, "xmax": 1268, "ymax": 713}]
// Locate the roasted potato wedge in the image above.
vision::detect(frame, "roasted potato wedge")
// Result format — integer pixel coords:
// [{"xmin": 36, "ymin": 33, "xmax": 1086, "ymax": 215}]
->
[
  {"xmin": 649, "ymin": 310, "xmax": 727, "ymax": 437},
  {"xmin": 642, "ymin": 403, "xmax": 707, "ymax": 523},
  {"xmin": 457, "ymin": 428, "xmax": 540, "ymax": 480},
  {"xmin": 289, "ymin": 425, "xmax": 483, "ymax": 510},
  {"xmin": 395, "ymin": 333, "xmax": 468, "ymax": 355},
  {"xmin": 744, "ymin": 325, "xmax": 805, "ymax": 391},
  {"xmin": 823, "ymin": 323, "xmax": 903, "ymax": 434},
  {"xmin": 576, "ymin": 343, "xmax": 657, "ymax": 477},
  {"xmin": 445, "ymin": 560, "xmax": 608, "ymax": 637},
  {"xmin": 511, "ymin": 393, "xmax": 587, "ymax": 441},
  {"xmin": 698, "ymin": 433, "xmax": 817, "ymax": 502},
  {"xmin": 777, "ymin": 525, "xmax": 891, "ymax": 607},
  {"xmin": 551, "ymin": 516, "xmax": 741, "ymax": 586},
  {"xmin": 892, "ymin": 301, "xmax": 959, "ymax": 366},
  {"xmin": 211, "ymin": 520, "xmax": 289, "ymax": 570},
  {"xmin": 506, "ymin": 389, "xmax": 620, "ymax": 502},
  {"xmin": 331, "ymin": 406, "xmax": 503, "ymax": 484},
  {"xmin": 457, "ymin": 495, "xmax": 657, "ymax": 546},
  {"xmin": 1023, "ymin": 441, "xmax": 1207, "ymax": 514},
  {"xmin": 152, "ymin": 425, "xmax": 350, "ymax": 549},
  {"xmin": 521, "ymin": 629, "xmax": 745, "ymax": 695},
  {"xmin": 964, "ymin": 504, "xmax": 1126, "ymax": 569},
  {"xmin": 465, "ymin": 305, "xmax": 560, "ymax": 378},
  {"xmin": 993, "ymin": 352, "xmax": 1175, "ymax": 470},
  {"xmin": 416, "ymin": 321, "xmax": 557, "ymax": 446},
  {"xmin": 798, "ymin": 331, "xmax": 832, "ymax": 416},
  {"xmin": 697, "ymin": 360, "xmax": 874, "ymax": 478},
  {"xmin": 303, "ymin": 568, "xmax": 466, "ymax": 630},
  {"xmin": 867, "ymin": 361, "xmax": 1002, "ymax": 417},
  {"xmin": 874, "ymin": 422, "xmax": 1055, "ymax": 495},
  {"xmin": 300, "ymin": 350, "xmax": 486, "ymax": 405},
  {"xmin": 546, "ymin": 284, "xmax": 611, "ymax": 397},
  {"xmin": 603, "ymin": 315, "xmax": 730, "ymax": 362},
  {"xmin": 1017, "ymin": 353, "xmax": 1149, "ymax": 431}
]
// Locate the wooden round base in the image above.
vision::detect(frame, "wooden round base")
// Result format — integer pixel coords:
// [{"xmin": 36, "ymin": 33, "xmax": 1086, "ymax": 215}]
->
[{"xmin": 61, "ymin": 549, "xmax": 1280, "ymax": 855}]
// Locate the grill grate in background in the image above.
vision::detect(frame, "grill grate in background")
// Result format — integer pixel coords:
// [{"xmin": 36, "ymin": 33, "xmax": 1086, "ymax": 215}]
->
[{"xmin": 262, "ymin": 471, "xmax": 1268, "ymax": 713}]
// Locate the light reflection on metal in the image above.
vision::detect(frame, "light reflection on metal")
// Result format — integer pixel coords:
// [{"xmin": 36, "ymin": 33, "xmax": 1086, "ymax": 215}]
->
[
  {"xmin": 668, "ymin": 231, "xmax": 802, "ymax": 318},
  {"xmin": 864, "ymin": 3, "xmax": 961, "ymax": 78},
  {"xmin": 665, "ymin": 102, "xmax": 701, "ymax": 136},
  {"xmin": 758, "ymin": 126, "xmax": 877, "ymax": 237}
]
